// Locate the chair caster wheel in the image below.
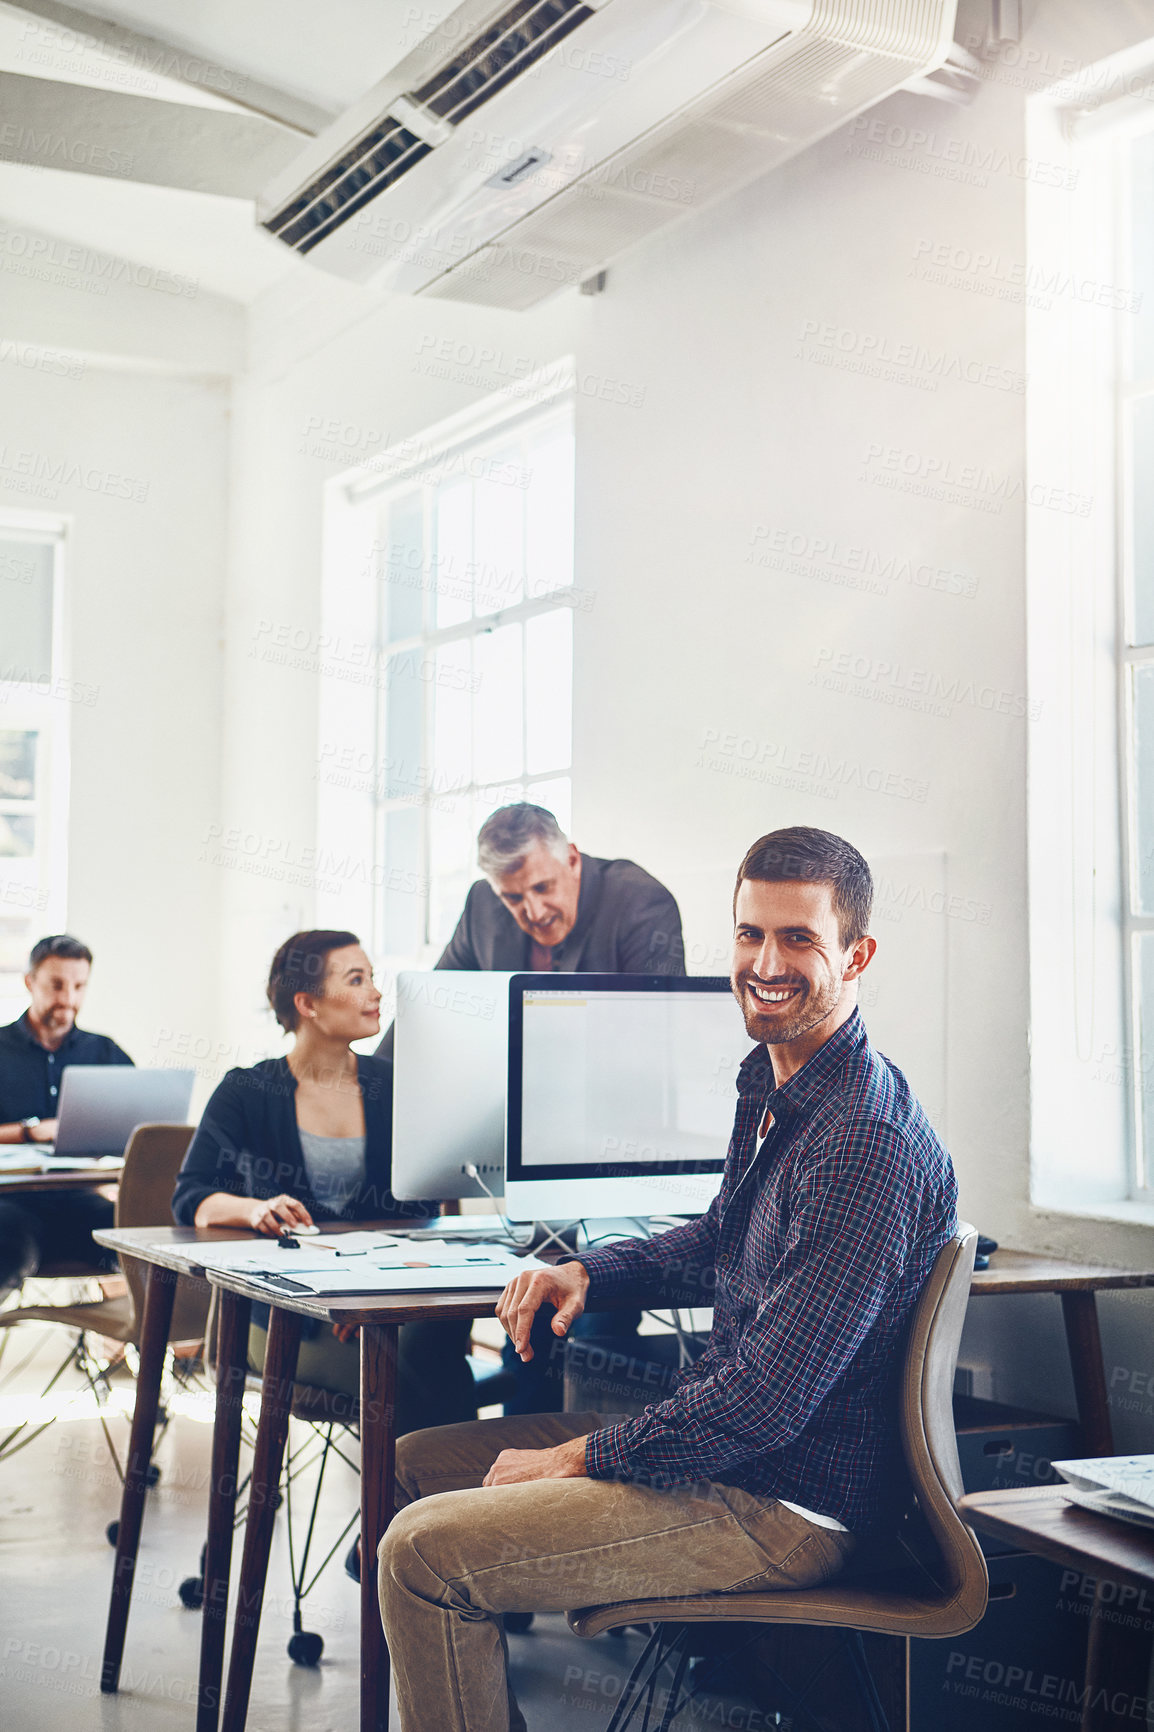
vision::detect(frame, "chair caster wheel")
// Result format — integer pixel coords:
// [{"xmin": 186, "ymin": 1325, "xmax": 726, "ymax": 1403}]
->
[
  {"xmin": 146, "ymin": 1463, "xmax": 161, "ymax": 1486},
  {"xmin": 178, "ymin": 1576, "xmax": 204, "ymax": 1610},
  {"xmin": 288, "ymin": 1631, "xmax": 324, "ymax": 1666},
  {"xmin": 106, "ymin": 1520, "xmax": 119, "ymax": 1547},
  {"xmin": 504, "ymin": 1612, "xmax": 534, "ymax": 1633}
]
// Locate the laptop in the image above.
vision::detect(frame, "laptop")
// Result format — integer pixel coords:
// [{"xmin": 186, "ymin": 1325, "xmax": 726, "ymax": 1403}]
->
[{"xmin": 52, "ymin": 1066, "xmax": 196, "ymax": 1156}]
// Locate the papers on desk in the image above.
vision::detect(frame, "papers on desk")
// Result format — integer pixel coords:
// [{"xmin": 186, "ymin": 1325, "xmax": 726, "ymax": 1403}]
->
[
  {"xmin": 196, "ymin": 1231, "xmax": 403, "ymax": 1272},
  {"xmin": 197, "ymin": 1233, "xmax": 543, "ymax": 1295},
  {"xmin": 0, "ymin": 1150, "xmax": 120, "ymax": 1175},
  {"xmin": 1054, "ymin": 1456, "xmax": 1154, "ymax": 1529}
]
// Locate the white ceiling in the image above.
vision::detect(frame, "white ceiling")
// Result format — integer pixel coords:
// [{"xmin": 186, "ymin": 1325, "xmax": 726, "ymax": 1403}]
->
[
  {"xmin": 0, "ymin": 0, "xmax": 451, "ymax": 303},
  {"xmin": 0, "ymin": 159, "xmax": 297, "ymax": 301},
  {"xmin": 80, "ymin": 0, "xmax": 418, "ymax": 115}
]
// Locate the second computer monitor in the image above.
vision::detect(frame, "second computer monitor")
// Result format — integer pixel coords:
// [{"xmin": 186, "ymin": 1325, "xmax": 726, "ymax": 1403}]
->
[
  {"xmin": 390, "ymin": 971, "xmax": 513, "ymax": 1201},
  {"xmin": 504, "ymin": 974, "xmax": 751, "ymax": 1221}
]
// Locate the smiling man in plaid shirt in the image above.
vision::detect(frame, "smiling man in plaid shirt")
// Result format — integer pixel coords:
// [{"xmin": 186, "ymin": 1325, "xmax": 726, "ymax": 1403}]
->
[{"xmin": 378, "ymin": 826, "xmax": 959, "ymax": 1732}]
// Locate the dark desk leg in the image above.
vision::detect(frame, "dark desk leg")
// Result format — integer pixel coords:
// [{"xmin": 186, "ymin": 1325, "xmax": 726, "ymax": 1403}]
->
[
  {"xmin": 1061, "ymin": 1291, "xmax": 1115, "ymax": 1456},
  {"xmin": 101, "ymin": 1262, "xmax": 176, "ymax": 1693},
  {"xmin": 197, "ymin": 1290, "xmax": 252, "ymax": 1732},
  {"xmin": 221, "ymin": 1305, "xmax": 303, "ymax": 1732},
  {"xmin": 1081, "ymin": 1577, "xmax": 1153, "ymax": 1732},
  {"xmin": 361, "ymin": 1323, "xmax": 397, "ymax": 1732}
]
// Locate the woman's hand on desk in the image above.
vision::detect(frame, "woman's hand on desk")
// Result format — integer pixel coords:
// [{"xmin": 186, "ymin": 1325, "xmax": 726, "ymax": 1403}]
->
[
  {"xmin": 194, "ymin": 1191, "xmax": 314, "ymax": 1235},
  {"xmin": 247, "ymin": 1194, "xmax": 314, "ymax": 1236},
  {"xmin": 482, "ymin": 1434, "xmax": 589, "ymax": 1486},
  {"xmin": 496, "ymin": 1261, "xmax": 590, "ymax": 1362}
]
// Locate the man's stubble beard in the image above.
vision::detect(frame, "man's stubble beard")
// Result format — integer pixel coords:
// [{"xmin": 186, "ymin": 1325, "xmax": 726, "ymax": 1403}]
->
[{"xmin": 735, "ymin": 974, "xmax": 843, "ymax": 1047}]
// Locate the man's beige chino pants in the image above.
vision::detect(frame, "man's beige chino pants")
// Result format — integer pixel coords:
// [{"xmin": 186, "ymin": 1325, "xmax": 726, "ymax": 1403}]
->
[{"xmin": 378, "ymin": 1411, "xmax": 855, "ymax": 1732}]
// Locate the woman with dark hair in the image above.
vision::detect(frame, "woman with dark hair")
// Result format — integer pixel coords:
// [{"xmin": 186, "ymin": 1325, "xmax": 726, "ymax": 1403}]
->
[{"xmin": 172, "ymin": 930, "xmax": 476, "ymax": 1435}]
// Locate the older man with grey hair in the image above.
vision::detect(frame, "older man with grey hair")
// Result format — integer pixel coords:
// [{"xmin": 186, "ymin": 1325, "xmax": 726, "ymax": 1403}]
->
[
  {"xmin": 370, "ymin": 802, "xmax": 684, "ymax": 1439},
  {"xmin": 435, "ymin": 802, "xmax": 685, "ymax": 975}
]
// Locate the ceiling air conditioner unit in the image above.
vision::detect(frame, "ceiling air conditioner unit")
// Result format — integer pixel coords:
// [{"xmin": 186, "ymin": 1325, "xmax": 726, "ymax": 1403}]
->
[{"xmin": 259, "ymin": 0, "xmax": 958, "ymax": 311}]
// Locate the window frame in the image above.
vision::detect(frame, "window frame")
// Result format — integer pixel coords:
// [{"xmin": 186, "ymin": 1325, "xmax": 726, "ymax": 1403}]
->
[
  {"xmin": 0, "ymin": 511, "xmax": 70, "ymax": 1018},
  {"xmin": 1116, "ymin": 126, "xmax": 1154, "ymax": 1197},
  {"xmin": 320, "ymin": 363, "xmax": 578, "ymax": 966}
]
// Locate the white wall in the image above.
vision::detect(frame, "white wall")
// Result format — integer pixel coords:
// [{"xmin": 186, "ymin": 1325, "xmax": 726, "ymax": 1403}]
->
[{"xmin": 0, "ymin": 257, "xmax": 237, "ymax": 1089}]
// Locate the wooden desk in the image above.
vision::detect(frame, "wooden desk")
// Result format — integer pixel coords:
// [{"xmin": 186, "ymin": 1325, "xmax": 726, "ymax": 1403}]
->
[
  {"xmin": 960, "ymin": 1486, "xmax": 1154, "ymax": 1732},
  {"xmin": 204, "ymin": 1264, "xmax": 507, "ymax": 1732},
  {"xmin": 961, "ymin": 1484, "xmax": 1154, "ymax": 1588},
  {"xmin": 0, "ymin": 1159, "xmax": 123, "ymax": 1192},
  {"xmin": 93, "ymin": 1225, "xmax": 254, "ymax": 1732},
  {"xmin": 93, "ymin": 1223, "xmax": 500, "ymax": 1732},
  {"xmin": 970, "ymin": 1252, "xmax": 1154, "ymax": 1456}
]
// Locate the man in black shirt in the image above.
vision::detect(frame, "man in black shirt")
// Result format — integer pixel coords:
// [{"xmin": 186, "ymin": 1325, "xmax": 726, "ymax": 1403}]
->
[{"xmin": 0, "ymin": 935, "xmax": 133, "ymax": 1290}]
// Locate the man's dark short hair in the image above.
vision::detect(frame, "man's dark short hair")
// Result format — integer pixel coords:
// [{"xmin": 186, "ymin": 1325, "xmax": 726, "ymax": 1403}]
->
[
  {"xmin": 29, "ymin": 934, "xmax": 92, "ymax": 972},
  {"xmin": 267, "ymin": 929, "xmax": 359, "ymax": 1033},
  {"xmin": 734, "ymin": 827, "xmax": 873, "ymax": 948}
]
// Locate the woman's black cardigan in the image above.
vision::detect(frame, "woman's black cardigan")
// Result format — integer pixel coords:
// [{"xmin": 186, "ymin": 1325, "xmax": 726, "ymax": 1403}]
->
[{"xmin": 172, "ymin": 1055, "xmax": 435, "ymax": 1227}]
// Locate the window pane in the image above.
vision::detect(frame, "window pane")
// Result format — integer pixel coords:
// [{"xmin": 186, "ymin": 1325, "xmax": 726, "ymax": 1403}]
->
[
  {"xmin": 428, "ymin": 793, "xmax": 475, "ymax": 950},
  {"xmin": 433, "ymin": 641, "xmax": 473, "ymax": 791},
  {"xmin": 0, "ymin": 540, "xmax": 53, "ymax": 683},
  {"xmin": 527, "ymin": 776, "xmax": 571, "ymax": 834},
  {"xmin": 0, "ymin": 813, "xmax": 34, "ymax": 857},
  {"xmin": 1131, "ymin": 132, "xmax": 1154, "ymax": 385},
  {"xmin": 1131, "ymin": 664, "xmax": 1154, "ymax": 912},
  {"xmin": 473, "ymin": 623, "xmax": 523, "ymax": 785},
  {"xmin": 382, "ymin": 491, "xmax": 425, "ymax": 644},
  {"xmin": 0, "ymin": 731, "xmax": 36, "ymax": 800},
  {"xmin": 525, "ymin": 428, "xmax": 575, "ymax": 600},
  {"xmin": 434, "ymin": 480, "xmax": 473, "ymax": 628},
  {"xmin": 382, "ymin": 808, "xmax": 422, "ymax": 954},
  {"xmin": 0, "ymin": 916, "xmax": 32, "ymax": 974},
  {"xmin": 383, "ymin": 655, "xmax": 423, "ymax": 800},
  {"xmin": 1130, "ymin": 397, "xmax": 1154, "ymax": 646},
  {"xmin": 473, "ymin": 455, "xmax": 524, "ymax": 618},
  {"xmin": 1135, "ymin": 933, "xmax": 1154, "ymax": 1188},
  {"xmin": 525, "ymin": 609, "xmax": 572, "ymax": 774}
]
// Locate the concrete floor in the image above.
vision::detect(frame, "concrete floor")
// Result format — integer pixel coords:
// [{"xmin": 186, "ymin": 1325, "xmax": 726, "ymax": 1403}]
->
[{"xmin": 0, "ymin": 1315, "xmax": 773, "ymax": 1732}]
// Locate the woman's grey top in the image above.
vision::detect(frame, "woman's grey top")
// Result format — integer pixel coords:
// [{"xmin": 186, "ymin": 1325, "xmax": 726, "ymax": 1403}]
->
[{"xmin": 297, "ymin": 1129, "xmax": 367, "ymax": 1215}]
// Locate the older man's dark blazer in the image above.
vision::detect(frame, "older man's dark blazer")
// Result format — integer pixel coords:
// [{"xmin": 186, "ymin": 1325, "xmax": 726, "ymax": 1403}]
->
[{"xmin": 375, "ymin": 853, "xmax": 685, "ymax": 1057}]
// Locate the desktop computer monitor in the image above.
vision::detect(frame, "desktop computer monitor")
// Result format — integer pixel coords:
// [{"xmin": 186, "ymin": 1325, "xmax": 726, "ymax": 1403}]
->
[
  {"xmin": 504, "ymin": 974, "xmax": 751, "ymax": 1221},
  {"xmin": 390, "ymin": 971, "xmax": 513, "ymax": 1201}
]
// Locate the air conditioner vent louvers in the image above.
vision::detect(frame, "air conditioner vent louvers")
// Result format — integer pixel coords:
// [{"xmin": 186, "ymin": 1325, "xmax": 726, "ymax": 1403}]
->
[
  {"xmin": 413, "ymin": 0, "xmax": 593, "ymax": 124},
  {"xmin": 264, "ymin": 125, "xmax": 432, "ymax": 253},
  {"xmin": 265, "ymin": 116, "xmax": 411, "ymax": 238},
  {"xmin": 262, "ymin": 0, "xmax": 593, "ymax": 255}
]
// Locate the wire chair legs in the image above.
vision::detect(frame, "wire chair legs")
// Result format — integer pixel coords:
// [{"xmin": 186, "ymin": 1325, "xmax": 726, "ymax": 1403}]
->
[{"xmin": 602, "ymin": 1621, "xmax": 892, "ymax": 1732}]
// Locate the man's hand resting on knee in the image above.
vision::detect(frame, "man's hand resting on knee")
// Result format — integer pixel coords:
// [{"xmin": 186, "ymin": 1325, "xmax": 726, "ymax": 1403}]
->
[
  {"xmin": 483, "ymin": 1433, "xmax": 588, "ymax": 1486},
  {"xmin": 486, "ymin": 1263, "xmax": 593, "ymax": 1485},
  {"xmin": 495, "ymin": 1260, "xmax": 590, "ymax": 1362}
]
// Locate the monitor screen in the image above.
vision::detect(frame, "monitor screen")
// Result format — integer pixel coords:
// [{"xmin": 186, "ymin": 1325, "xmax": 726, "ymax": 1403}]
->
[{"xmin": 506, "ymin": 975, "xmax": 750, "ymax": 1200}]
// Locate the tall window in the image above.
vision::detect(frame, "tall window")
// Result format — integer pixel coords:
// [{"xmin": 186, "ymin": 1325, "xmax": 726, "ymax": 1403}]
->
[
  {"xmin": 0, "ymin": 517, "xmax": 69, "ymax": 1021},
  {"xmin": 1120, "ymin": 126, "xmax": 1154, "ymax": 1194},
  {"xmin": 325, "ymin": 380, "xmax": 576, "ymax": 963}
]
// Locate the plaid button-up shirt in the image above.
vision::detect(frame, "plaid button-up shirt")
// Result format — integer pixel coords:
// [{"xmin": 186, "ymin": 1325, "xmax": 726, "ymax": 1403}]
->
[{"xmin": 581, "ymin": 1009, "xmax": 958, "ymax": 1530}]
